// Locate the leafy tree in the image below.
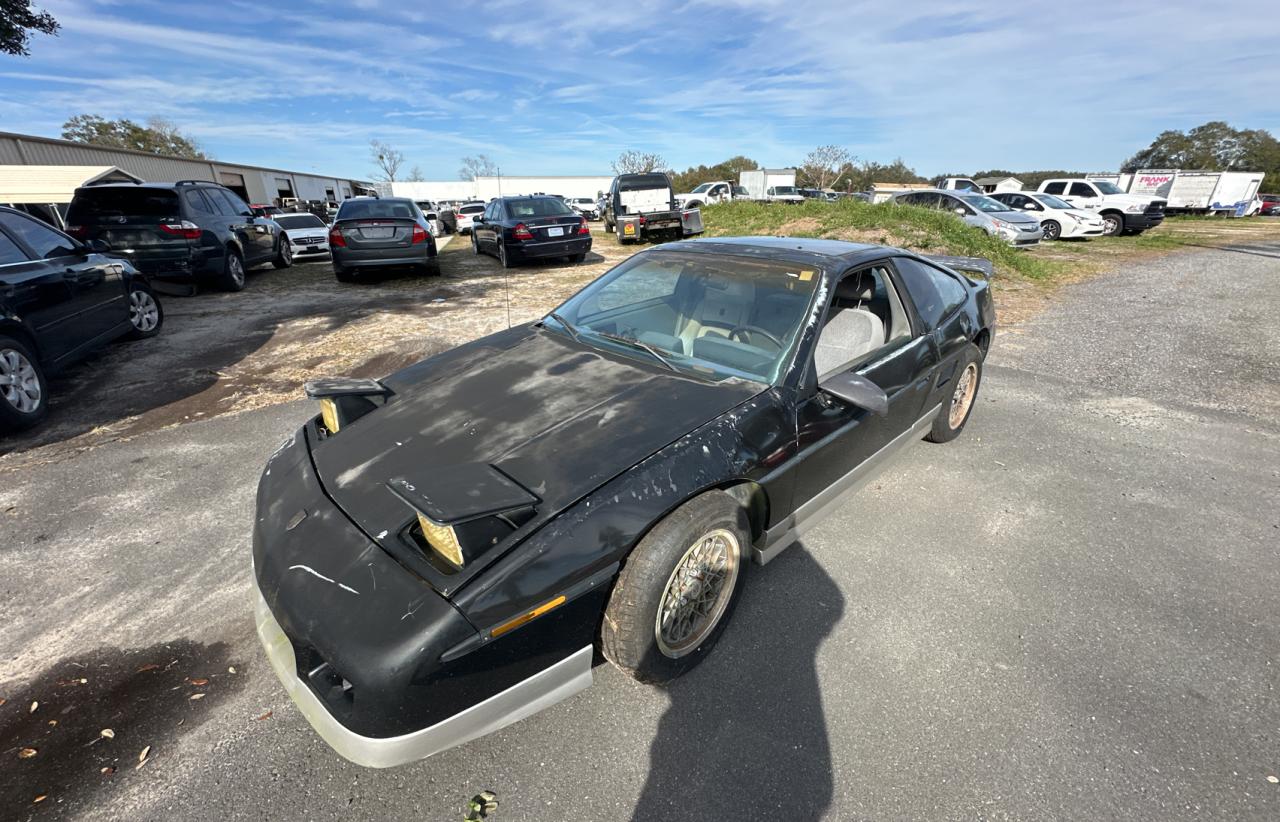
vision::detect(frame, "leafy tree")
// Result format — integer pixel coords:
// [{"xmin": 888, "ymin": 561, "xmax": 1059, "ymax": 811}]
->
[
  {"xmin": 457, "ymin": 154, "xmax": 498, "ymax": 181},
  {"xmin": 669, "ymin": 155, "xmax": 759, "ymax": 192},
  {"xmin": 369, "ymin": 139, "xmax": 404, "ymax": 182},
  {"xmin": 611, "ymin": 150, "xmax": 666, "ymax": 175},
  {"xmin": 1122, "ymin": 121, "xmax": 1280, "ymax": 180},
  {"xmin": 61, "ymin": 115, "xmax": 205, "ymax": 159},
  {"xmin": 798, "ymin": 145, "xmax": 852, "ymax": 189},
  {"xmin": 1, "ymin": 0, "xmax": 58, "ymax": 56}
]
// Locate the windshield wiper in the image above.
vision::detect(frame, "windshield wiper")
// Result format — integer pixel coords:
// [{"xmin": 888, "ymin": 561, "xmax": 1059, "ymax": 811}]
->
[
  {"xmin": 593, "ymin": 331, "xmax": 679, "ymax": 373},
  {"xmin": 544, "ymin": 312, "xmax": 580, "ymax": 342}
]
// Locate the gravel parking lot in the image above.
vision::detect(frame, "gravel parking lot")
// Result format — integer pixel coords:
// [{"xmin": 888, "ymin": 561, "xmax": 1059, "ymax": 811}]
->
[{"xmin": 1, "ymin": 238, "xmax": 1278, "ymax": 820}]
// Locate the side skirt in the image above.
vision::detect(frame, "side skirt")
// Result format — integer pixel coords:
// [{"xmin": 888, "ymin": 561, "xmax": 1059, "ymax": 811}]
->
[{"xmin": 753, "ymin": 404, "xmax": 942, "ymax": 565}]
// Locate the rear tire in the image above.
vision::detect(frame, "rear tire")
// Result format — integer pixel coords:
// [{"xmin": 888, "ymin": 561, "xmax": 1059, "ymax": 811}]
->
[
  {"xmin": 0, "ymin": 335, "xmax": 49, "ymax": 432},
  {"xmin": 925, "ymin": 344, "xmax": 983, "ymax": 443},
  {"xmin": 498, "ymin": 242, "xmax": 514, "ymax": 268},
  {"xmin": 601, "ymin": 490, "xmax": 750, "ymax": 684},
  {"xmin": 272, "ymin": 237, "xmax": 292, "ymax": 269},
  {"xmin": 471, "ymin": 233, "xmax": 481, "ymax": 255},
  {"xmin": 220, "ymin": 248, "xmax": 247, "ymax": 291},
  {"xmin": 124, "ymin": 283, "xmax": 163, "ymax": 340}
]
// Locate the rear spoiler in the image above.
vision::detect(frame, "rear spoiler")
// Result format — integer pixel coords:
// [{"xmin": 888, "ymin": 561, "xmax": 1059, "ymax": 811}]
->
[{"xmin": 925, "ymin": 255, "xmax": 993, "ymax": 279}]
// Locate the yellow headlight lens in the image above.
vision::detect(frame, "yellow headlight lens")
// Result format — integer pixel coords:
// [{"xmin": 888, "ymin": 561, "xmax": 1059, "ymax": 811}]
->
[
  {"xmin": 417, "ymin": 513, "xmax": 464, "ymax": 568},
  {"xmin": 319, "ymin": 398, "xmax": 341, "ymax": 433}
]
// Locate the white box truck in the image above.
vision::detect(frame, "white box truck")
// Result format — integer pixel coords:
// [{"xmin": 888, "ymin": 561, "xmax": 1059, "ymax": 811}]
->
[
  {"xmin": 1132, "ymin": 169, "xmax": 1265, "ymax": 215},
  {"xmin": 740, "ymin": 168, "xmax": 797, "ymax": 201}
]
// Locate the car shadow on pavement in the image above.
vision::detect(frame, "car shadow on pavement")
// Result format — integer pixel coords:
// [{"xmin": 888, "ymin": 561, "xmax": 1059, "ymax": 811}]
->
[
  {"xmin": 0, "ymin": 640, "xmax": 248, "ymax": 814},
  {"xmin": 631, "ymin": 544, "xmax": 843, "ymax": 821}
]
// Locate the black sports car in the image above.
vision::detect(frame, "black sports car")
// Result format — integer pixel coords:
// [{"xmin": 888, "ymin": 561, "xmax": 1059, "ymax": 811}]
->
[{"xmin": 252, "ymin": 237, "xmax": 995, "ymax": 767}]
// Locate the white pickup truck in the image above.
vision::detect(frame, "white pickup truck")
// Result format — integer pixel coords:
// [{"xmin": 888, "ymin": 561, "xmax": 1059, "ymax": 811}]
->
[
  {"xmin": 1036, "ymin": 178, "xmax": 1166, "ymax": 236},
  {"xmin": 675, "ymin": 181, "xmax": 751, "ymax": 209}
]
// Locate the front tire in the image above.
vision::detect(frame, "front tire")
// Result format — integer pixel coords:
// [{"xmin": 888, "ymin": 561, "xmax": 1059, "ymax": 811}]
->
[
  {"xmin": 925, "ymin": 344, "xmax": 983, "ymax": 443},
  {"xmin": 1041, "ymin": 220, "xmax": 1061, "ymax": 240},
  {"xmin": 125, "ymin": 283, "xmax": 163, "ymax": 339},
  {"xmin": 1101, "ymin": 212, "xmax": 1124, "ymax": 236},
  {"xmin": 602, "ymin": 490, "xmax": 749, "ymax": 684},
  {"xmin": 272, "ymin": 237, "xmax": 292, "ymax": 269},
  {"xmin": 220, "ymin": 248, "xmax": 247, "ymax": 291},
  {"xmin": 0, "ymin": 335, "xmax": 48, "ymax": 432}
]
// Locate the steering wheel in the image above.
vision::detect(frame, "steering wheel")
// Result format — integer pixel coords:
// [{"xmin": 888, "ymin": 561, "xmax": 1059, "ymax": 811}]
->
[{"xmin": 729, "ymin": 325, "xmax": 784, "ymax": 351}]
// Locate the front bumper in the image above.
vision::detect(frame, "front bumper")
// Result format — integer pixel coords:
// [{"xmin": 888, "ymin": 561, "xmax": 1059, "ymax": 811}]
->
[
  {"xmin": 255, "ymin": 586, "xmax": 592, "ymax": 768},
  {"xmin": 1122, "ymin": 211, "xmax": 1165, "ymax": 230}
]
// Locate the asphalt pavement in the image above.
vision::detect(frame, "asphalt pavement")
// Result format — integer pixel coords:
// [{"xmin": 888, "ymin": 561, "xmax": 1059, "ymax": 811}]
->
[{"xmin": 1, "ymin": 244, "xmax": 1277, "ymax": 821}]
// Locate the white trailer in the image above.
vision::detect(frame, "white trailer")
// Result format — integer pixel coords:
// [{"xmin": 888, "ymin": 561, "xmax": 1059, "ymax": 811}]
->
[
  {"xmin": 739, "ymin": 168, "xmax": 796, "ymax": 200},
  {"xmin": 1132, "ymin": 169, "xmax": 1265, "ymax": 215},
  {"xmin": 1207, "ymin": 172, "xmax": 1265, "ymax": 215}
]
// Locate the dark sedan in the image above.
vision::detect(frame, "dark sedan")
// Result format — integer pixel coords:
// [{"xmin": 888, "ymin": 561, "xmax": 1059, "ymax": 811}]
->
[
  {"xmin": 471, "ymin": 195, "xmax": 592, "ymax": 267},
  {"xmin": 1, "ymin": 206, "xmax": 163, "ymax": 432},
  {"xmin": 329, "ymin": 198, "xmax": 438, "ymax": 282},
  {"xmin": 252, "ymin": 237, "xmax": 994, "ymax": 767}
]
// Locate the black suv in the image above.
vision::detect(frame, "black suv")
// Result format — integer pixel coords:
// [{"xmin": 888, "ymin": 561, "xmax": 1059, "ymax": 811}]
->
[
  {"xmin": 65, "ymin": 181, "xmax": 292, "ymax": 292},
  {"xmin": 1, "ymin": 206, "xmax": 163, "ymax": 432}
]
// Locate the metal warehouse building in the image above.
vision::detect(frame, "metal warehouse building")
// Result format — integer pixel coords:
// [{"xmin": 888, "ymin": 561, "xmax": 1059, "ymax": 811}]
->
[{"xmin": 0, "ymin": 130, "xmax": 372, "ymax": 208}]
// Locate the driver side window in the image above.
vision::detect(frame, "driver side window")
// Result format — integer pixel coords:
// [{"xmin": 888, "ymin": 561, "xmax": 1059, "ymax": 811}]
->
[{"xmin": 812, "ymin": 266, "xmax": 909, "ymax": 377}]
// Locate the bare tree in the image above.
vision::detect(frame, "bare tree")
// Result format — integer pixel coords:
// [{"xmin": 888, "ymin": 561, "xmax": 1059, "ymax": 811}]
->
[
  {"xmin": 799, "ymin": 145, "xmax": 853, "ymax": 190},
  {"xmin": 369, "ymin": 139, "xmax": 405, "ymax": 182},
  {"xmin": 611, "ymin": 150, "xmax": 666, "ymax": 175},
  {"xmin": 458, "ymin": 154, "xmax": 499, "ymax": 181},
  {"xmin": 406, "ymin": 165, "xmax": 425, "ymax": 182}
]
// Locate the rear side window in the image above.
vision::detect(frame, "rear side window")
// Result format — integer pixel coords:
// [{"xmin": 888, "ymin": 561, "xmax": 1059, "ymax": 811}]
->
[
  {"xmin": 204, "ymin": 189, "xmax": 241, "ymax": 217},
  {"xmin": 67, "ymin": 188, "xmax": 180, "ymax": 223},
  {"xmin": 894, "ymin": 257, "xmax": 968, "ymax": 330},
  {"xmin": 1043, "ymin": 182, "xmax": 1066, "ymax": 195},
  {"xmin": 184, "ymin": 189, "xmax": 215, "ymax": 215},
  {"xmin": 0, "ymin": 212, "xmax": 79, "ymax": 259},
  {"xmin": 218, "ymin": 189, "xmax": 252, "ymax": 215},
  {"xmin": 1069, "ymin": 182, "xmax": 1096, "ymax": 198},
  {"xmin": 0, "ymin": 229, "xmax": 28, "ymax": 265}
]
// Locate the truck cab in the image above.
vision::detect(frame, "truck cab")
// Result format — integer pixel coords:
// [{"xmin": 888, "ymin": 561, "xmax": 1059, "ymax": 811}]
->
[
  {"xmin": 1037, "ymin": 179, "xmax": 1165, "ymax": 236},
  {"xmin": 675, "ymin": 182, "xmax": 749, "ymax": 209}
]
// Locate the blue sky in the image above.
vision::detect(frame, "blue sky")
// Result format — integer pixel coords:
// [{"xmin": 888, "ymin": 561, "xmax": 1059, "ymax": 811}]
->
[{"xmin": 2, "ymin": 0, "xmax": 1278, "ymax": 181}]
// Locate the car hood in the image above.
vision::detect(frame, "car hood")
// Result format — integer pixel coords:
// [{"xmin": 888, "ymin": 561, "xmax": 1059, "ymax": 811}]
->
[
  {"xmin": 992, "ymin": 210, "xmax": 1041, "ymax": 225},
  {"xmin": 310, "ymin": 325, "xmax": 763, "ymax": 548}
]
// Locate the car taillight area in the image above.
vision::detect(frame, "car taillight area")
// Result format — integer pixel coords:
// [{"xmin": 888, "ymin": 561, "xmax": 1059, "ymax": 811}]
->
[
  {"xmin": 577, "ymin": 217, "xmax": 590, "ymax": 235},
  {"xmin": 329, "ymin": 226, "xmax": 346, "ymax": 247},
  {"xmin": 512, "ymin": 223, "xmax": 534, "ymax": 241},
  {"xmin": 159, "ymin": 220, "xmax": 202, "ymax": 240},
  {"xmin": 411, "ymin": 224, "xmax": 428, "ymax": 244}
]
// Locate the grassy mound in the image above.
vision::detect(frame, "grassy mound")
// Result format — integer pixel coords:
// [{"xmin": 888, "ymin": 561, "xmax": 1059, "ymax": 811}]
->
[{"xmin": 700, "ymin": 199, "xmax": 1065, "ymax": 281}]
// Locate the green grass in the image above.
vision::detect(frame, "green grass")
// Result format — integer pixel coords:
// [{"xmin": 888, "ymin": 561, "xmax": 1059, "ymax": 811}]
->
[{"xmin": 700, "ymin": 199, "xmax": 1068, "ymax": 281}]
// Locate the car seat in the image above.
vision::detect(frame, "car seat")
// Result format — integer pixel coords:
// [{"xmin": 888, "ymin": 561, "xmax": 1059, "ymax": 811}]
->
[{"xmin": 814, "ymin": 273, "xmax": 885, "ymax": 375}]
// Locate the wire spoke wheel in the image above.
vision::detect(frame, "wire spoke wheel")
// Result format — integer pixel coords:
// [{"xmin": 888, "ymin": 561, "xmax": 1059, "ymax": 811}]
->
[
  {"xmin": 948, "ymin": 362, "xmax": 978, "ymax": 429},
  {"xmin": 0, "ymin": 347, "xmax": 42, "ymax": 414},
  {"xmin": 655, "ymin": 528, "xmax": 740, "ymax": 658},
  {"xmin": 129, "ymin": 289, "xmax": 160, "ymax": 332}
]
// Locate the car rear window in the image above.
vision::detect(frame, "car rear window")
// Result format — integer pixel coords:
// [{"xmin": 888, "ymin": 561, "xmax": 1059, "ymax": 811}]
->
[
  {"xmin": 459, "ymin": 205, "xmax": 485, "ymax": 215},
  {"xmin": 505, "ymin": 198, "xmax": 574, "ymax": 218},
  {"xmin": 67, "ymin": 188, "xmax": 180, "ymax": 223},
  {"xmin": 337, "ymin": 200, "xmax": 415, "ymax": 220},
  {"xmin": 275, "ymin": 214, "xmax": 326, "ymax": 229},
  {"xmin": 618, "ymin": 174, "xmax": 670, "ymax": 192}
]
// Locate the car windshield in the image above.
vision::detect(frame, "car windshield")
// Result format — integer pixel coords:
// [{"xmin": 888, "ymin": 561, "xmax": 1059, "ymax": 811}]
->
[
  {"xmin": 67, "ymin": 188, "xmax": 179, "ymax": 222},
  {"xmin": 773, "ymin": 186, "xmax": 798, "ymax": 195},
  {"xmin": 957, "ymin": 194, "xmax": 1015, "ymax": 213},
  {"xmin": 1034, "ymin": 194, "xmax": 1075, "ymax": 210},
  {"xmin": 691, "ymin": 184, "xmax": 713, "ymax": 193},
  {"xmin": 547, "ymin": 251, "xmax": 822, "ymax": 384},
  {"xmin": 1094, "ymin": 181, "xmax": 1124, "ymax": 195},
  {"xmin": 337, "ymin": 200, "xmax": 415, "ymax": 220},
  {"xmin": 506, "ymin": 198, "xmax": 575, "ymax": 218},
  {"xmin": 275, "ymin": 214, "xmax": 326, "ymax": 229}
]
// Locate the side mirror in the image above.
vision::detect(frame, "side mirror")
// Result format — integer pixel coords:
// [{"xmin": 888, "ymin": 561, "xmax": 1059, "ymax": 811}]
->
[
  {"xmin": 953, "ymin": 207, "xmax": 967, "ymax": 215},
  {"xmin": 818, "ymin": 371, "xmax": 889, "ymax": 416}
]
